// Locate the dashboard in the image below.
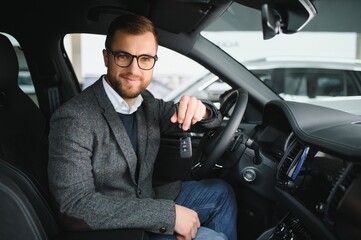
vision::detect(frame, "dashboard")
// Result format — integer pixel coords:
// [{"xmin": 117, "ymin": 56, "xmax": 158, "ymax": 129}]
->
[{"xmin": 236, "ymin": 100, "xmax": 361, "ymax": 240}]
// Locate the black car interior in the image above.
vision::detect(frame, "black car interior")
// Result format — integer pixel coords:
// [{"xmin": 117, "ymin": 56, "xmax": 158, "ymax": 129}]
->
[{"xmin": 1, "ymin": 0, "xmax": 361, "ymax": 240}]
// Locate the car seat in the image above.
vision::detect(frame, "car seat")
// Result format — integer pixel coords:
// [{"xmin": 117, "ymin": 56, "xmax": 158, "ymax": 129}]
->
[{"xmin": 0, "ymin": 34, "xmax": 148, "ymax": 240}]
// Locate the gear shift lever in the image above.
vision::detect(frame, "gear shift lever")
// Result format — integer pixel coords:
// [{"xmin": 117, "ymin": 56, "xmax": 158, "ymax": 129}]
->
[{"xmin": 245, "ymin": 138, "xmax": 262, "ymax": 165}]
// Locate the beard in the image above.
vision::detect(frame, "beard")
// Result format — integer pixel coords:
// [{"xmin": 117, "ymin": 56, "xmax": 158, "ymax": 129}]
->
[{"xmin": 107, "ymin": 73, "xmax": 149, "ymax": 99}]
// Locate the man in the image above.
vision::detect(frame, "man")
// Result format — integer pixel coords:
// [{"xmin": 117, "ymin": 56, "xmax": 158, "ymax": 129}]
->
[{"xmin": 48, "ymin": 14, "xmax": 237, "ymax": 240}]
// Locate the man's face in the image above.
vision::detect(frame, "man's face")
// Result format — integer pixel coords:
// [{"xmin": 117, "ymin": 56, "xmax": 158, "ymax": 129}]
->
[{"xmin": 103, "ymin": 30, "xmax": 157, "ymax": 100}]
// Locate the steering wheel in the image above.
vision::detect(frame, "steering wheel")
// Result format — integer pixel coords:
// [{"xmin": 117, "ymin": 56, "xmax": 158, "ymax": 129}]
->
[{"xmin": 190, "ymin": 87, "xmax": 248, "ymax": 180}]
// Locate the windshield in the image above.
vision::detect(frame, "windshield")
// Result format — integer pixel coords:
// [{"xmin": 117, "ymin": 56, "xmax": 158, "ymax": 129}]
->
[{"xmin": 201, "ymin": 2, "xmax": 361, "ymax": 115}]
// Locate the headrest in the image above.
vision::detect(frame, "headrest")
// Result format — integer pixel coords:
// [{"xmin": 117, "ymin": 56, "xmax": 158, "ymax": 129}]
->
[{"xmin": 0, "ymin": 34, "xmax": 19, "ymax": 90}]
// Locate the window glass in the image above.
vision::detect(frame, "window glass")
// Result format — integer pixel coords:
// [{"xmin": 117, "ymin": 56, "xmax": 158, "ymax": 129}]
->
[
  {"xmin": 316, "ymin": 77, "xmax": 344, "ymax": 96},
  {"xmin": 1, "ymin": 32, "xmax": 38, "ymax": 106},
  {"xmin": 64, "ymin": 34, "xmax": 227, "ymax": 104},
  {"xmin": 284, "ymin": 73, "xmax": 307, "ymax": 96},
  {"xmin": 201, "ymin": 2, "xmax": 361, "ymax": 115}
]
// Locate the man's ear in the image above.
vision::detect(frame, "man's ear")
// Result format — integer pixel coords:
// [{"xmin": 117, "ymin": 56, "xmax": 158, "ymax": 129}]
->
[{"xmin": 102, "ymin": 49, "xmax": 108, "ymax": 67}]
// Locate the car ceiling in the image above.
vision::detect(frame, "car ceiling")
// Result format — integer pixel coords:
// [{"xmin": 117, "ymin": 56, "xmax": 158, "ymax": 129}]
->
[{"xmin": 1, "ymin": 0, "xmax": 234, "ymax": 38}]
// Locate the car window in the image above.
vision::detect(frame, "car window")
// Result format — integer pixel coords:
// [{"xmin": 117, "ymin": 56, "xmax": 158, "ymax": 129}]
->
[
  {"xmin": 257, "ymin": 68, "xmax": 361, "ymax": 98},
  {"xmin": 0, "ymin": 32, "xmax": 38, "ymax": 106},
  {"xmin": 64, "ymin": 33, "xmax": 229, "ymax": 105},
  {"xmin": 201, "ymin": 3, "xmax": 361, "ymax": 115}
]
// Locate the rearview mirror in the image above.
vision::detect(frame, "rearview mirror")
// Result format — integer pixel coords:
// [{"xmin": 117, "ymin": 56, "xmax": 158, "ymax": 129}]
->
[
  {"xmin": 261, "ymin": 4, "xmax": 281, "ymax": 40},
  {"xmin": 261, "ymin": 0, "xmax": 317, "ymax": 40}
]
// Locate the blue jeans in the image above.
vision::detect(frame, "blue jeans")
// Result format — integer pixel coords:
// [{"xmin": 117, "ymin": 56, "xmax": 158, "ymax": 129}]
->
[{"xmin": 149, "ymin": 179, "xmax": 237, "ymax": 240}]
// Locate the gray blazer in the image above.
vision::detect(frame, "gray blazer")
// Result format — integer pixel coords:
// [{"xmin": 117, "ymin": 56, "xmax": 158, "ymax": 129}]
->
[{"xmin": 48, "ymin": 77, "xmax": 221, "ymax": 234}]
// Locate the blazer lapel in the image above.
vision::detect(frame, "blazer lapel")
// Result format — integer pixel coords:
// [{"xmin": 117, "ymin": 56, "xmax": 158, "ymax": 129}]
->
[{"xmin": 92, "ymin": 78, "xmax": 138, "ymax": 184}]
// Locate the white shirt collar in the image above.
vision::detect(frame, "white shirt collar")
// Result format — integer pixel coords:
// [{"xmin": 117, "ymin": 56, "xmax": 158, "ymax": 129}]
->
[{"xmin": 102, "ymin": 76, "xmax": 143, "ymax": 114}]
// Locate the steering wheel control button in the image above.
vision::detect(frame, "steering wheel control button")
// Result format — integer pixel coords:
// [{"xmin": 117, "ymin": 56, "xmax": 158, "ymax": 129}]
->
[
  {"xmin": 243, "ymin": 167, "xmax": 256, "ymax": 182},
  {"xmin": 159, "ymin": 227, "xmax": 167, "ymax": 233}
]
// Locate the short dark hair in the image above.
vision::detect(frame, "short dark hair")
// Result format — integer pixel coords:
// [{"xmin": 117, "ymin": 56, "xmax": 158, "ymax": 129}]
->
[{"xmin": 105, "ymin": 14, "xmax": 158, "ymax": 49}]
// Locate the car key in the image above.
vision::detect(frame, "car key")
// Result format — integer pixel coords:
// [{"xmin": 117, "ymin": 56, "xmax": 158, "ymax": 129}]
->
[
  {"xmin": 180, "ymin": 132, "xmax": 192, "ymax": 158},
  {"xmin": 175, "ymin": 103, "xmax": 192, "ymax": 158}
]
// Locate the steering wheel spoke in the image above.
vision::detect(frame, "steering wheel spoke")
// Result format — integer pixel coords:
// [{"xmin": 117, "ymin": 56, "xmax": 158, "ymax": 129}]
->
[{"xmin": 190, "ymin": 88, "xmax": 248, "ymax": 180}]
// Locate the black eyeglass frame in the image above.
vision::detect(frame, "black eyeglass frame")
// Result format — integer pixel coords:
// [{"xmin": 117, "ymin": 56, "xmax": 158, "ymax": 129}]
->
[{"xmin": 106, "ymin": 47, "xmax": 158, "ymax": 70}]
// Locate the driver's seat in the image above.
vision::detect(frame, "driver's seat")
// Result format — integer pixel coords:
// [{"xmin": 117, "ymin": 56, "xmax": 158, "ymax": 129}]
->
[{"xmin": 0, "ymin": 33, "xmax": 148, "ymax": 240}]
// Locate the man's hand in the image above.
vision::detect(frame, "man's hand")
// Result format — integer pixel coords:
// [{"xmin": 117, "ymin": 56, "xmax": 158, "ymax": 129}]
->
[
  {"xmin": 171, "ymin": 96, "xmax": 209, "ymax": 131},
  {"xmin": 174, "ymin": 204, "xmax": 200, "ymax": 240}
]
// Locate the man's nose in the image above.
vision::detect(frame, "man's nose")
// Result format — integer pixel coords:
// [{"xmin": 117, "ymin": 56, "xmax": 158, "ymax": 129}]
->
[{"xmin": 127, "ymin": 57, "xmax": 142, "ymax": 71}]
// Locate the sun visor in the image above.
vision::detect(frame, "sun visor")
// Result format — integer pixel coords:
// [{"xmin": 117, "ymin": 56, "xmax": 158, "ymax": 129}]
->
[{"xmin": 150, "ymin": 0, "xmax": 215, "ymax": 34}]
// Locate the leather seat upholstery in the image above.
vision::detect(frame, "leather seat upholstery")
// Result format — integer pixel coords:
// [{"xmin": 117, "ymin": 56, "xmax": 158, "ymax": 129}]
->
[{"xmin": 0, "ymin": 34, "xmax": 49, "ymax": 192}]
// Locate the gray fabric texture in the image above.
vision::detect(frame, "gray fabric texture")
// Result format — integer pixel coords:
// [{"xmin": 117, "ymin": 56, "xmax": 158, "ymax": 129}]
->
[{"xmin": 48, "ymin": 77, "xmax": 221, "ymax": 234}]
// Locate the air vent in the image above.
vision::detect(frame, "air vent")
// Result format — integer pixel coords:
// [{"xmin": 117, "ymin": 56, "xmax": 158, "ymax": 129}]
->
[
  {"xmin": 325, "ymin": 163, "xmax": 361, "ymax": 225},
  {"xmin": 277, "ymin": 136, "xmax": 305, "ymax": 188}
]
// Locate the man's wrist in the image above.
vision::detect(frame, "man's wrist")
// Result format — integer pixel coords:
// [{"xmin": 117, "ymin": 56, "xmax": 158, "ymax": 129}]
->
[{"xmin": 201, "ymin": 101, "xmax": 218, "ymax": 122}]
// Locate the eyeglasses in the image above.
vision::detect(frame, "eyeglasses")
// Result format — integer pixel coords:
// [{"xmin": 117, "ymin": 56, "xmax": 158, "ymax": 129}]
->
[{"xmin": 106, "ymin": 48, "xmax": 158, "ymax": 70}]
